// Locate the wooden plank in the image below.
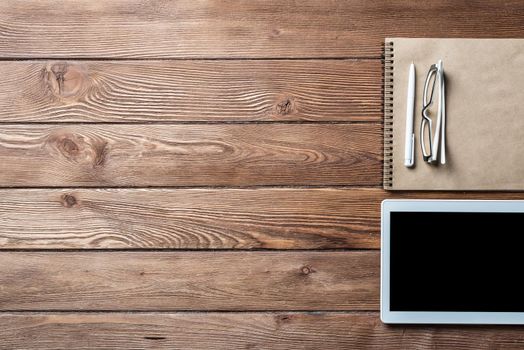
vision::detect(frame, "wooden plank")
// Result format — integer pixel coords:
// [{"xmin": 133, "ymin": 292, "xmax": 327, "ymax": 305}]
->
[
  {"xmin": 0, "ymin": 251, "xmax": 379, "ymax": 311},
  {"xmin": 0, "ymin": 60, "xmax": 380, "ymax": 122},
  {"xmin": 0, "ymin": 124, "xmax": 382, "ymax": 187},
  {"xmin": 3, "ymin": 188, "xmax": 524, "ymax": 250},
  {"xmin": 0, "ymin": 188, "xmax": 380, "ymax": 249},
  {"xmin": 3, "ymin": 312, "xmax": 524, "ymax": 349},
  {"xmin": 1, "ymin": 1, "xmax": 522, "ymax": 58}
]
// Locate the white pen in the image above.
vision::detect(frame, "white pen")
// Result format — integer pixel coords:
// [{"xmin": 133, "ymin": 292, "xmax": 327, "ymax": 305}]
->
[{"xmin": 404, "ymin": 62, "xmax": 415, "ymax": 167}]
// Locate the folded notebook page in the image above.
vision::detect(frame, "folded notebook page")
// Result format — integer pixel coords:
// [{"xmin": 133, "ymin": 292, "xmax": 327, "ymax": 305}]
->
[{"xmin": 384, "ymin": 38, "xmax": 524, "ymax": 190}]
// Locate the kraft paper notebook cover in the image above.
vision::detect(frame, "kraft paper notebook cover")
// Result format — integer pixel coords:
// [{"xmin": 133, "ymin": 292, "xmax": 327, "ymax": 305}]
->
[{"xmin": 384, "ymin": 38, "xmax": 524, "ymax": 190}]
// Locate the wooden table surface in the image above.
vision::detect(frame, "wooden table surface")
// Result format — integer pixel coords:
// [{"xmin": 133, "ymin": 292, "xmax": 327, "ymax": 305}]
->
[{"xmin": 2, "ymin": 1, "xmax": 524, "ymax": 348}]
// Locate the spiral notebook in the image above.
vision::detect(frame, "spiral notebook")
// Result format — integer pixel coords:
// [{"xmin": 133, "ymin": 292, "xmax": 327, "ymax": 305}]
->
[{"xmin": 384, "ymin": 38, "xmax": 524, "ymax": 191}]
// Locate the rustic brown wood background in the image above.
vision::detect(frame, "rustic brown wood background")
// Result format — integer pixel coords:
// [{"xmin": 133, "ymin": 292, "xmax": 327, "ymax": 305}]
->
[{"xmin": 2, "ymin": 1, "xmax": 524, "ymax": 348}]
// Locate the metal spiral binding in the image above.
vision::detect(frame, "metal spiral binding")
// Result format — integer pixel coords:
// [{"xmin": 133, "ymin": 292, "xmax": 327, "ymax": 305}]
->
[{"xmin": 383, "ymin": 41, "xmax": 394, "ymax": 189}]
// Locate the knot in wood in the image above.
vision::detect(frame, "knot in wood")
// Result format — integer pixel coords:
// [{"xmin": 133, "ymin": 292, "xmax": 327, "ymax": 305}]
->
[
  {"xmin": 278, "ymin": 315, "xmax": 290, "ymax": 322},
  {"xmin": 61, "ymin": 194, "xmax": 78, "ymax": 208},
  {"xmin": 44, "ymin": 62, "xmax": 88, "ymax": 100},
  {"xmin": 51, "ymin": 134, "xmax": 83, "ymax": 161},
  {"xmin": 275, "ymin": 314, "xmax": 292, "ymax": 329},
  {"xmin": 60, "ymin": 138, "xmax": 80, "ymax": 156},
  {"xmin": 301, "ymin": 265, "xmax": 313, "ymax": 275},
  {"xmin": 275, "ymin": 97, "xmax": 294, "ymax": 116},
  {"xmin": 46, "ymin": 131, "xmax": 108, "ymax": 168},
  {"xmin": 271, "ymin": 28, "xmax": 282, "ymax": 37}
]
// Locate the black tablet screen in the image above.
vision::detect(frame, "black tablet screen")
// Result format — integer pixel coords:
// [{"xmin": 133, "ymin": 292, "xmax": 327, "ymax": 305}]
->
[{"xmin": 390, "ymin": 211, "xmax": 524, "ymax": 312}]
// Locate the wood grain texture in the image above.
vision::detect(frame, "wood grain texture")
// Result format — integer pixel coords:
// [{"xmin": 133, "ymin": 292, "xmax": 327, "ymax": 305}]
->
[
  {"xmin": 0, "ymin": 188, "xmax": 380, "ymax": 249},
  {"xmin": 2, "ymin": 0, "xmax": 523, "ymax": 347},
  {"xmin": 4, "ymin": 312, "xmax": 524, "ymax": 350},
  {"xmin": 1, "ymin": 0, "xmax": 523, "ymax": 58},
  {"xmin": 3, "ymin": 188, "xmax": 524, "ymax": 250},
  {"xmin": 0, "ymin": 124, "xmax": 382, "ymax": 187},
  {"xmin": 0, "ymin": 251, "xmax": 379, "ymax": 311},
  {"xmin": 0, "ymin": 60, "xmax": 380, "ymax": 122}
]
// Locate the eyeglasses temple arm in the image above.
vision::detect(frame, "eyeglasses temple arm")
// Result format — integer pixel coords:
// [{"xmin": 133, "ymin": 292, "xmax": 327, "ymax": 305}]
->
[{"xmin": 440, "ymin": 70, "xmax": 446, "ymax": 165}]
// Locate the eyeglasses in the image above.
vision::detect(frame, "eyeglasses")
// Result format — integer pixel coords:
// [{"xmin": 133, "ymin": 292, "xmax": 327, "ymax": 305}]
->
[{"xmin": 420, "ymin": 60, "xmax": 446, "ymax": 164}]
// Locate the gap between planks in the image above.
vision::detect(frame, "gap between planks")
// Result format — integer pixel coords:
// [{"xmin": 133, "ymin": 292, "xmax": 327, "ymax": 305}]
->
[{"xmin": 0, "ymin": 57, "xmax": 383, "ymax": 61}]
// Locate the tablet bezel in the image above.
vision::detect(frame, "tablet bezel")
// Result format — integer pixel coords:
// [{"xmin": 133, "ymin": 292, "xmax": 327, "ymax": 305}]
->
[{"xmin": 381, "ymin": 199, "xmax": 524, "ymax": 324}]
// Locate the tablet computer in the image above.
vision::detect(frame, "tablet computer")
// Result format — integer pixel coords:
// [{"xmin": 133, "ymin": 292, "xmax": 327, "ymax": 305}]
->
[{"xmin": 381, "ymin": 199, "xmax": 524, "ymax": 324}]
